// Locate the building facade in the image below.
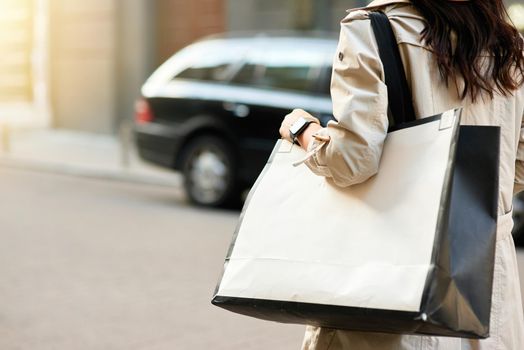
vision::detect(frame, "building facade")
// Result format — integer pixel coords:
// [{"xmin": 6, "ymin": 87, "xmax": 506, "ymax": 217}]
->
[
  {"xmin": 227, "ymin": 0, "xmax": 368, "ymax": 33},
  {"xmin": 47, "ymin": 0, "xmax": 226, "ymax": 133}
]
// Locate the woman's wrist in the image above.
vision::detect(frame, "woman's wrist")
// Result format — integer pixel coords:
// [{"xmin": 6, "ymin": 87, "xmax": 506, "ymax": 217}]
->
[
  {"xmin": 279, "ymin": 109, "xmax": 322, "ymax": 147},
  {"xmin": 297, "ymin": 123, "xmax": 322, "ymax": 149}
]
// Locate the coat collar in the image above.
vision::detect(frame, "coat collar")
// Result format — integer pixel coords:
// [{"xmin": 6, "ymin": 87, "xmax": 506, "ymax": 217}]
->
[{"xmin": 347, "ymin": 0, "xmax": 411, "ymax": 13}]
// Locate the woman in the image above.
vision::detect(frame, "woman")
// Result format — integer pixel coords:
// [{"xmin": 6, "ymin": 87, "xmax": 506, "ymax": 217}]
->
[{"xmin": 279, "ymin": 0, "xmax": 524, "ymax": 349}]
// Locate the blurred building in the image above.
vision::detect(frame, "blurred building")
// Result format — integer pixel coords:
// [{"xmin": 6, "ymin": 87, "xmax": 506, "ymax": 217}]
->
[
  {"xmin": 0, "ymin": 0, "xmax": 366, "ymax": 134},
  {"xmin": 0, "ymin": 0, "xmax": 522, "ymax": 134},
  {"xmin": 0, "ymin": 0, "xmax": 48, "ymax": 128},
  {"xmin": 227, "ymin": 0, "xmax": 368, "ymax": 33},
  {"xmin": 0, "ymin": 0, "xmax": 227, "ymax": 133}
]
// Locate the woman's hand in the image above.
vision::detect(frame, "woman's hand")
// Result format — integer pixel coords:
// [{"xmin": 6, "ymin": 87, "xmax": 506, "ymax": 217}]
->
[{"xmin": 279, "ymin": 109, "xmax": 322, "ymax": 149}]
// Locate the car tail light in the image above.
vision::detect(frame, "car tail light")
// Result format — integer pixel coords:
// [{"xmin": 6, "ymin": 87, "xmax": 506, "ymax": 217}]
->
[{"xmin": 135, "ymin": 98, "xmax": 154, "ymax": 124}]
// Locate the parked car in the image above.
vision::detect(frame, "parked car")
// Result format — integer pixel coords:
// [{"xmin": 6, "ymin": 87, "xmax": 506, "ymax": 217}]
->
[{"xmin": 134, "ymin": 33, "xmax": 337, "ymax": 207}]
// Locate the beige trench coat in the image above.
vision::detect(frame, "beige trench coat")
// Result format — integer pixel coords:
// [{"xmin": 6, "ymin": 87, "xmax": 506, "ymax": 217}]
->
[{"xmin": 301, "ymin": 0, "xmax": 524, "ymax": 349}]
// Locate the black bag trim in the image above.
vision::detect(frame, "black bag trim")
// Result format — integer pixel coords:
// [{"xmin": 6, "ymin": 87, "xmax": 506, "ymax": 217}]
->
[
  {"xmin": 387, "ymin": 114, "xmax": 440, "ymax": 132},
  {"xmin": 211, "ymin": 295, "xmax": 483, "ymax": 339},
  {"xmin": 369, "ymin": 11, "xmax": 416, "ymax": 126}
]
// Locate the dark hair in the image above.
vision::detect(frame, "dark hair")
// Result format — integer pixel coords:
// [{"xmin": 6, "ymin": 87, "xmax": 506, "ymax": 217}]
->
[{"xmin": 410, "ymin": 0, "xmax": 524, "ymax": 101}]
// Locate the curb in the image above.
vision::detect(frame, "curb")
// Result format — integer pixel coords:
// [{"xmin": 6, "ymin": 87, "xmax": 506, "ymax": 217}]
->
[{"xmin": 0, "ymin": 156, "xmax": 183, "ymax": 189}]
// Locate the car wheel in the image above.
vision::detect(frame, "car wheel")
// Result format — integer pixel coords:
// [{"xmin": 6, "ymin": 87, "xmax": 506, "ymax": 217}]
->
[{"xmin": 181, "ymin": 135, "xmax": 240, "ymax": 208}]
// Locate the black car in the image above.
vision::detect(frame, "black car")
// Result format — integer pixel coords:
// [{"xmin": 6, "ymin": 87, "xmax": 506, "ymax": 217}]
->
[{"xmin": 134, "ymin": 33, "xmax": 337, "ymax": 207}]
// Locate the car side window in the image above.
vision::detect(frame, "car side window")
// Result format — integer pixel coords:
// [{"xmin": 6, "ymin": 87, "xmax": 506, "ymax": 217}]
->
[
  {"xmin": 231, "ymin": 41, "xmax": 326, "ymax": 94},
  {"xmin": 261, "ymin": 62, "xmax": 314, "ymax": 92},
  {"xmin": 229, "ymin": 45, "xmax": 265, "ymax": 86},
  {"xmin": 176, "ymin": 62, "xmax": 231, "ymax": 82},
  {"xmin": 173, "ymin": 40, "xmax": 247, "ymax": 83}
]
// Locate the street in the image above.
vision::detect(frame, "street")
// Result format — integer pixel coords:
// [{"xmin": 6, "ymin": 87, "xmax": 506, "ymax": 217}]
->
[
  {"xmin": 2, "ymin": 166, "xmax": 524, "ymax": 350},
  {"xmin": 0, "ymin": 167, "xmax": 303, "ymax": 350}
]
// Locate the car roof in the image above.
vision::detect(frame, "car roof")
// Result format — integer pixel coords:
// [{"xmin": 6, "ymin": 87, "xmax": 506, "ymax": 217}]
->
[
  {"xmin": 198, "ymin": 31, "xmax": 338, "ymax": 44},
  {"xmin": 142, "ymin": 31, "xmax": 338, "ymax": 96},
  {"xmin": 185, "ymin": 33, "xmax": 338, "ymax": 56}
]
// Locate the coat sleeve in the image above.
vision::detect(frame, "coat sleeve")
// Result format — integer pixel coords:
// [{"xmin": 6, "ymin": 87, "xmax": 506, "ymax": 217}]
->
[{"xmin": 304, "ymin": 12, "xmax": 389, "ymax": 187}]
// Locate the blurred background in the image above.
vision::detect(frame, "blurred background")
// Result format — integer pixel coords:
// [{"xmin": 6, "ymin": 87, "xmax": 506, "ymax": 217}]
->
[
  {"xmin": 0, "ymin": 0, "xmax": 370, "ymax": 133},
  {"xmin": 0, "ymin": 0, "xmax": 524, "ymax": 349}
]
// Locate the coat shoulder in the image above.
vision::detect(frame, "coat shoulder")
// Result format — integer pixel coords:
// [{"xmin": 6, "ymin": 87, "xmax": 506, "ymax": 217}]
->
[{"xmin": 341, "ymin": 9, "xmax": 370, "ymax": 23}]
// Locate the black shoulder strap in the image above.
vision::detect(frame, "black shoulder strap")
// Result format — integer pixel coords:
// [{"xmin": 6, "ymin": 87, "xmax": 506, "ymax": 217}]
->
[{"xmin": 369, "ymin": 11, "xmax": 416, "ymax": 126}]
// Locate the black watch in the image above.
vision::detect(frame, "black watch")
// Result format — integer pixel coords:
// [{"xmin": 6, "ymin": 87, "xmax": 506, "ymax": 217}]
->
[{"xmin": 289, "ymin": 117, "xmax": 313, "ymax": 144}]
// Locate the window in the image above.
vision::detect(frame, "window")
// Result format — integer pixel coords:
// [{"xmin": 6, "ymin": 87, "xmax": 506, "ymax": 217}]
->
[
  {"xmin": 261, "ymin": 64, "xmax": 313, "ymax": 92},
  {"xmin": 231, "ymin": 40, "xmax": 328, "ymax": 94},
  {"xmin": 173, "ymin": 40, "xmax": 249, "ymax": 83},
  {"xmin": 176, "ymin": 62, "xmax": 231, "ymax": 82}
]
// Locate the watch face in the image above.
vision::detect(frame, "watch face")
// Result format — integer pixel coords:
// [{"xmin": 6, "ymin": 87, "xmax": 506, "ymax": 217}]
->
[{"xmin": 290, "ymin": 117, "xmax": 307, "ymax": 135}]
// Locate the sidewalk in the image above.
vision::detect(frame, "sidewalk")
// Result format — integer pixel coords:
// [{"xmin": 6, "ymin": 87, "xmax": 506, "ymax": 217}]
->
[{"xmin": 0, "ymin": 127, "xmax": 183, "ymax": 188}]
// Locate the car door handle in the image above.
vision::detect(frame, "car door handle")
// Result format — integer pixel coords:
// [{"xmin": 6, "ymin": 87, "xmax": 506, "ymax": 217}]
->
[{"xmin": 223, "ymin": 102, "xmax": 250, "ymax": 118}]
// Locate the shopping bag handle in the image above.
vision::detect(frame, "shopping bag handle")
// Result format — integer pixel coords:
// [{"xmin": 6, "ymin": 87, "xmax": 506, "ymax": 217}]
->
[{"xmin": 369, "ymin": 11, "xmax": 417, "ymax": 127}]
